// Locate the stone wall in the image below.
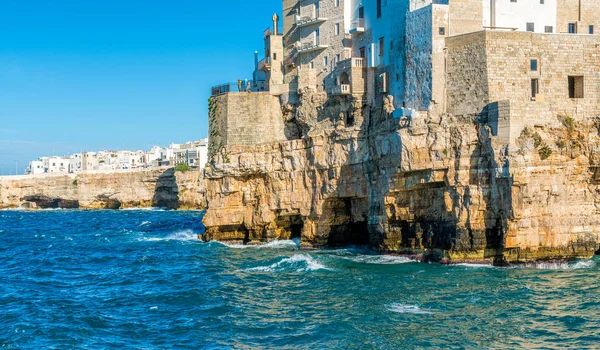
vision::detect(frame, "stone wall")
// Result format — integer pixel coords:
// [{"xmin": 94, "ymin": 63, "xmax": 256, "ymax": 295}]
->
[
  {"xmin": 446, "ymin": 30, "xmax": 600, "ymax": 145},
  {"xmin": 209, "ymin": 92, "xmax": 286, "ymax": 157},
  {"xmin": 448, "ymin": 0, "xmax": 482, "ymax": 36},
  {"xmin": 445, "ymin": 31, "xmax": 489, "ymax": 118},
  {"xmin": 556, "ymin": 0, "xmax": 600, "ymax": 34},
  {"xmin": 0, "ymin": 168, "xmax": 206, "ymax": 210}
]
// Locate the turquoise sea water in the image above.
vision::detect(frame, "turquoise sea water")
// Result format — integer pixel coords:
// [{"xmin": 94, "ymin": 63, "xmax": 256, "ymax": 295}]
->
[{"xmin": 1, "ymin": 210, "xmax": 599, "ymax": 349}]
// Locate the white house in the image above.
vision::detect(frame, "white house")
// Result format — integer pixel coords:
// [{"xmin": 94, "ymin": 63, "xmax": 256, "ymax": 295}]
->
[{"xmin": 27, "ymin": 160, "xmax": 45, "ymax": 175}]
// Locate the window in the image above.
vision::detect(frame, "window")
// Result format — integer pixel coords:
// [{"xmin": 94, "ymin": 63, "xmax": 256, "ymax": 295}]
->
[
  {"xmin": 530, "ymin": 59, "xmax": 538, "ymax": 71},
  {"xmin": 335, "ymin": 23, "xmax": 340, "ymax": 35},
  {"xmin": 590, "ymin": 25, "xmax": 594, "ymax": 34},
  {"xmin": 336, "ymin": 54, "xmax": 341, "ymax": 64},
  {"xmin": 379, "ymin": 37, "xmax": 384, "ymax": 56},
  {"xmin": 439, "ymin": 27, "xmax": 446, "ymax": 35},
  {"xmin": 335, "ymin": 0, "xmax": 340, "ymax": 7},
  {"xmin": 526, "ymin": 23, "xmax": 535, "ymax": 32},
  {"xmin": 511, "ymin": 0, "xmax": 516, "ymax": 2},
  {"xmin": 323, "ymin": 56, "xmax": 328, "ymax": 66},
  {"xmin": 377, "ymin": 0, "xmax": 382, "ymax": 18},
  {"xmin": 273, "ymin": 53, "xmax": 277, "ymax": 60},
  {"xmin": 531, "ymin": 79, "xmax": 539, "ymax": 98},
  {"xmin": 569, "ymin": 76, "xmax": 584, "ymax": 98},
  {"xmin": 545, "ymin": 26, "xmax": 554, "ymax": 33},
  {"xmin": 309, "ymin": 61, "xmax": 314, "ymax": 69},
  {"xmin": 569, "ymin": 23, "xmax": 577, "ymax": 34},
  {"xmin": 540, "ymin": 0, "xmax": 544, "ymax": 3}
]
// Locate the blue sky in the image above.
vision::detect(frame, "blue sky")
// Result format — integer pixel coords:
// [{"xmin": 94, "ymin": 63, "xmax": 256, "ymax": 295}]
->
[{"xmin": 0, "ymin": 0, "xmax": 281, "ymax": 174}]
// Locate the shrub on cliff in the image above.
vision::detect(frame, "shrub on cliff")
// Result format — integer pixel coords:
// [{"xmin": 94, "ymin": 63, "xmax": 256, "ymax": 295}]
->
[
  {"xmin": 539, "ymin": 146, "xmax": 552, "ymax": 160},
  {"xmin": 174, "ymin": 162, "xmax": 191, "ymax": 173}
]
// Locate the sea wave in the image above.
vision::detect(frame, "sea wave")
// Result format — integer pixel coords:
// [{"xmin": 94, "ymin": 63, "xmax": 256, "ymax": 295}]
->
[
  {"xmin": 523, "ymin": 260, "xmax": 596, "ymax": 270},
  {"xmin": 120, "ymin": 207, "xmax": 168, "ymax": 211},
  {"xmin": 387, "ymin": 303, "xmax": 433, "ymax": 315},
  {"xmin": 243, "ymin": 254, "xmax": 331, "ymax": 272},
  {"xmin": 341, "ymin": 254, "xmax": 415, "ymax": 265},
  {"xmin": 216, "ymin": 239, "xmax": 300, "ymax": 250},
  {"xmin": 139, "ymin": 229, "xmax": 200, "ymax": 242},
  {"xmin": 453, "ymin": 263, "xmax": 496, "ymax": 269}
]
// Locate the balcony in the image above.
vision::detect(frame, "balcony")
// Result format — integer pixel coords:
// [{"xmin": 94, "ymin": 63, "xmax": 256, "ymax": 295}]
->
[
  {"xmin": 332, "ymin": 84, "xmax": 351, "ymax": 95},
  {"xmin": 258, "ymin": 57, "xmax": 271, "ymax": 72},
  {"xmin": 350, "ymin": 18, "xmax": 365, "ymax": 34},
  {"xmin": 297, "ymin": 40, "xmax": 328, "ymax": 53},
  {"xmin": 337, "ymin": 57, "xmax": 366, "ymax": 70},
  {"xmin": 295, "ymin": 14, "xmax": 328, "ymax": 28}
]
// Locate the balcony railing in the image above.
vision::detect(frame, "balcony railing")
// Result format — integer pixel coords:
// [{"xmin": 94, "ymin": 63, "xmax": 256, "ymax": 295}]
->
[
  {"xmin": 337, "ymin": 57, "xmax": 366, "ymax": 70},
  {"xmin": 332, "ymin": 84, "xmax": 351, "ymax": 95},
  {"xmin": 258, "ymin": 57, "xmax": 271, "ymax": 72},
  {"xmin": 297, "ymin": 39, "xmax": 328, "ymax": 53},
  {"xmin": 211, "ymin": 80, "xmax": 267, "ymax": 96},
  {"xmin": 295, "ymin": 13, "xmax": 328, "ymax": 27},
  {"xmin": 350, "ymin": 18, "xmax": 365, "ymax": 34}
]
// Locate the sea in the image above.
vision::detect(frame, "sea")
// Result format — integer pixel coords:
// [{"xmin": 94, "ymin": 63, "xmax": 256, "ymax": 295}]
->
[{"xmin": 1, "ymin": 209, "xmax": 599, "ymax": 349}]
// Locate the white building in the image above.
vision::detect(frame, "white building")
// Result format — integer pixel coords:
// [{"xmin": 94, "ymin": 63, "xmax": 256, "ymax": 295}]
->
[
  {"xmin": 27, "ymin": 160, "xmax": 45, "ymax": 175},
  {"xmin": 47, "ymin": 156, "xmax": 70, "ymax": 174},
  {"xmin": 25, "ymin": 138, "xmax": 209, "ymax": 175}
]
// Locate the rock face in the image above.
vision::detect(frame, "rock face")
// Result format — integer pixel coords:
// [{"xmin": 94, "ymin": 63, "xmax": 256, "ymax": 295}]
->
[
  {"xmin": 203, "ymin": 92, "xmax": 600, "ymax": 264},
  {"xmin": 0, "ymin": 168, "xmax": 206, "ymax": 210}
]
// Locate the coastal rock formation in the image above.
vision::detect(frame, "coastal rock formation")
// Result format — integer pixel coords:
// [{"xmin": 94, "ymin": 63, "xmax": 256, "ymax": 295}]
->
[
  {"xmin": 0, "ymin": 168, "xmax": 206, "ymax": 210},
  {"xmin": 203, "ymin": 91, "xmax": 600, "ymax": 264}
]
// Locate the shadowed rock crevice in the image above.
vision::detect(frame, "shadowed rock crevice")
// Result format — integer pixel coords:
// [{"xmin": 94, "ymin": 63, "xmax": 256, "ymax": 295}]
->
[
  {"xmin": 152, "ymin": 169, "xmax": 179, "ymax": 210},
  {"xmin": 21, "ymin": 195, "xmax": 79, "ymax": 209}
]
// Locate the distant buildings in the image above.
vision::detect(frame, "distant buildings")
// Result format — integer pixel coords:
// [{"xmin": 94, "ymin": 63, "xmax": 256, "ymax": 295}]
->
[{"xmin": 25, "ymin": 138, "xmax": 208, "ymax": 175}]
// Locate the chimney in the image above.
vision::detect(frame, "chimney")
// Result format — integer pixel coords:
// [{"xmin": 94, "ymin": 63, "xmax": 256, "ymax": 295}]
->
[
  {"xmin": 272, "ymin": 13, "xmax": 280, "ymax": 35},
  {"xmin": 254, "ymin": 51, "xmax": 259, "ymax": 70}
]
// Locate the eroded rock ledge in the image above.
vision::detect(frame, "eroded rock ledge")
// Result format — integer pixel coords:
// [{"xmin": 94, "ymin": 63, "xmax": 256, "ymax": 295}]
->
[
  {"xmin": 203, "ymin": 92, "xmax": 600, "ymax": 265},
  {"xmin": 0, "ymin": 168, "xmax": 206, "ymax": 210}
]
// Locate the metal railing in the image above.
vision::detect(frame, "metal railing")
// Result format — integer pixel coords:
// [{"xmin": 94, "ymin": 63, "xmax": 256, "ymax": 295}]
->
[
  {"xmin": 264, "ymin": 27, "xmax": 272, "ymax": 38},
  {"xmin": 211, "ymin": 80, "xmax": 268, "ymax": 96},
  {"xmin": 258, "ymin": 56, "xmax": 271, "ymax": 71}
]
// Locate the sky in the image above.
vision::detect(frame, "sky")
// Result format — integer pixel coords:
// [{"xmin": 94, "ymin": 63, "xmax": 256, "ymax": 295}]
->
[{"xmin": 0, "ymin": 0, "xmax": 281, "ymax": 175}]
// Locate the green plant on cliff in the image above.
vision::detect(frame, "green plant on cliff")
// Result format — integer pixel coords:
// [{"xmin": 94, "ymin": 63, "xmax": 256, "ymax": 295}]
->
[
  {"xmin": 72, "ymin": 179, "xmax": 78, "ymax": 186},
  {"xmin": 174, "ymin": 162, "xmax": 191, "ymax": 173},
  {"xmin": 559, "ymin": 114, "xmax": 575, "ymax": 134},
  {"xmin": 556, "ymin": 139, "xmax": 566, "ymax": 149},
  {"xmin": 538, "ymin": 145, "xmax": 553, "ymax": 160}
]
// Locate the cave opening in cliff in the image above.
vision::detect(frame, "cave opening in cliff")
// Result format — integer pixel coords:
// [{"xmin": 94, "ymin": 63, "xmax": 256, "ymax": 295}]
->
[
  {"xmin": 290, "ymin": 216, "xmax": 304, "ymax": 241},
  {"xmin": 596, "ymin": 247, "xmax": 600, "ymax": 256},
  {"xmin": 326, "ymin": 198, "xmax": 369, "ymax": 247}
]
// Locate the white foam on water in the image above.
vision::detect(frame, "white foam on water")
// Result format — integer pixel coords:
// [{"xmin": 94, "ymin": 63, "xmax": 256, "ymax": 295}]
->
[
  {"xmin": 524, "ymin": 260, "xmax": 596, "ymax": 270},
  {"xmin": 218, "ymin": 239, "xmax": 300, "ymax": 250},
  {"xmin": 121, "ymin": 207, "xmax": 167, "ymax": 211},
  {"xmin": 387, "ymin": 303, "xmax": 433, "ymax": 315},
  {"xmin": 139, "ymin": 221, "xmax": 151, "ymax": 227},
  {"xmin": 243, "ymin": 254, "xmax": 331, "ymax": 273},
  {"xmin": 149, "ymin": 306, "xmax": 158, "ymax": 310},
  {"xmin": 453, "ymin": 263, "xmax": 496, "ymax": 269},
  {"xmin": 139, "ymin": 229, "xmax": 199, "ymax": 242},
  {"xmin": 342, "ymin": 254, "xmax": 415, "ymax": 265}
]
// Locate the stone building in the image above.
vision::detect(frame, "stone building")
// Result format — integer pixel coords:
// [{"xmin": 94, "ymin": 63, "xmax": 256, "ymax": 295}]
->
[{"xmin": 210, "ymin": 0, "xmax": 600, "ymax": 149}]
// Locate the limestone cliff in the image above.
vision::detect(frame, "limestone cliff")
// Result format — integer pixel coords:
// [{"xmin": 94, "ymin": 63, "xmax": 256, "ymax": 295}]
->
[
  {"xmin": 0, "ymin": 168, "xmax": 206, "ymax": 210},
  {"xmin": 203, "ymin": 91, "xmax": 600, "ymax": 264}
]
